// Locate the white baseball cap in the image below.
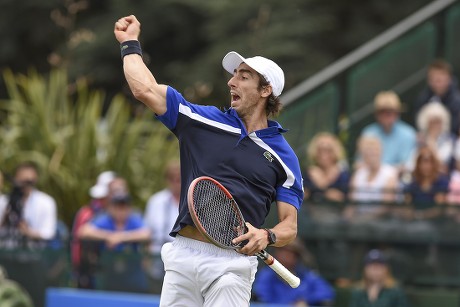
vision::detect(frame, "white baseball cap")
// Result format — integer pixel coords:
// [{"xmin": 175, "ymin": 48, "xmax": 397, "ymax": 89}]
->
[
  {"xmin": 89, "ymin": 171, "xmax": 116, "ymax": 199},
  {"xmin": 222, "ymin": 51, "xmax": 285, "ymax": 97}
]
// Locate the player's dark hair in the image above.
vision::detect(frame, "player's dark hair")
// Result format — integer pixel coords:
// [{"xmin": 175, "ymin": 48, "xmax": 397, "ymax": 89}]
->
[{"xmin": 257, "ymin": 73, "xmax": 282, "ymax": 118}]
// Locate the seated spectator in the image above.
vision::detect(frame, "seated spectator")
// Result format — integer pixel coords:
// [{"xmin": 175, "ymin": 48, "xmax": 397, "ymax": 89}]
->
[
  {"xmin": 303, "ymin": 132, "xmax": 350, "ymax": 203},
  {"xmin": 349, "ymin": 249, "xmax": 408, "ymax": 307},
  {"xmin": 415, "ymin": 59, "xmax": 460, "ymax": 136},
  {"xmin": 78, "ymin": 177, "xmax": 151, "ymax": 292},
  {"xmin": 349, "ymin": 136, "xmax": 398, "ymax": 205},
  {"xmin": 360, "ymin": 91, "xmax": 417, "ymax": 172},
  {"xmin": 77, "ymin": 178, "xmax": 150, "ymax": 251},
  {"xmin": 253, "ymin": 238, "xmax": 335, "ymax": 306},
  {"xmin": 345, "ymin": 137, "xmax": 399, "ymax": 243},
  {"xmin": 404, "ymin": 146, "xmax": 449, "ymax": 220},
  {"xmin": 406, "ymin": 102, "xmax": 454, "ymax": 174},
  {"xmin": 71, "ymin": 171, "xmax": 115, "ymax": 288},
  {"xmin": 0, "ymin": 162, "xmax": 57, "ymax": 242}
]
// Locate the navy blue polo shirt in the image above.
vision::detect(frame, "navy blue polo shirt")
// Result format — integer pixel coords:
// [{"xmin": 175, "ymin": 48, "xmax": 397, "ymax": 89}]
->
[{"xmin": 157, "ymin": 86, "xmax": 304, "ymax": 237}]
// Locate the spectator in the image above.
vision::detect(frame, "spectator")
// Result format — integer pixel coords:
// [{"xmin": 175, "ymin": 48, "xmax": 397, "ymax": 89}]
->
[
  {"xmin": 406, "ymin": 102, "xmax": 454, "ymax": 174},
  {"xmin": 77, "ymin": 177, "xmax": 150, "ymax": 251},
  {"xmin": 345, "ymin": 136, "xmax": 399, "ymax": 257},
  {"xmin": 144, "ymin": 160, "xmax": 180, "ymax": 278},
  {"xmin": 360, "ymin": 91, "xmax": 416, "ymax": 171},
  {"xmin": 349, "ymin": 249, "xmax": 408, "ymax": 307},
  {"xmin": 303, "ymin": 132, "xmax": 350, "ymax": 203},
  {"xmin": 349, "ymin": 136, "xmax": 398, "ymax": 205},
  {"xmin": 253, "ymin": 238, "xmax": 335, "ymax": 306},
  {"xmin": 144, "ymin": 160, "xmax": 180, "ymax": 254},
  {"xmin": 404, "ymin": 146, "xmax": 449, "ymax": 220},
  {"xmin": 70, "ymin": 170, "xmax": 115, "ymax": 288},
  {"xmin": 415, "ymin": 59, "xmax": 460, "ymax": 135},
  {"xmin": 0, "ymin": 162, "xmax": 57, "ymax": 241},
  {"xmin": 78, "ymin": 177, "xmax": 151, "ymax": 292}
]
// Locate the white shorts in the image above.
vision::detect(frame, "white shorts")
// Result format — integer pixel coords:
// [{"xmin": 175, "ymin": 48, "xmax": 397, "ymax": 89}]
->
[{"xmin": 159, "ymin": 235, "xmax": 258, "ymax": 307}]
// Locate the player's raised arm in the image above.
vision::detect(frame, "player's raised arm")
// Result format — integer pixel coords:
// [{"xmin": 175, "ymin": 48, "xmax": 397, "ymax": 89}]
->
[{"xmin": 114, "ymin": 15, "xmax": 167, "ymax": 115}]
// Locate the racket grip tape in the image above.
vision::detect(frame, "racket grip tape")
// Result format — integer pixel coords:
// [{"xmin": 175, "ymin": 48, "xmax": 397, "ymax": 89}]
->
[{"xmin": 262, "ymin": 253, "xmax": 300, "ymax": 288}]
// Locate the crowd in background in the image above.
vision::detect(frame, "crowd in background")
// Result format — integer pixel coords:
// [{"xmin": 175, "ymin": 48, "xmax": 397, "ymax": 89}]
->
[
  {"xmin": 0, "ymin": 58, "xmax": 459, "ymax": 306},
  {"xmin": 304, "ymin": 59, "xmax": 460, "ymax": 218}
]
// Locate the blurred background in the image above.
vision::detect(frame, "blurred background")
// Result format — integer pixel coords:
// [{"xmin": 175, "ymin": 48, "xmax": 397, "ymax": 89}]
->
[{"xmin": 0, "ymin": 0, "xmax": 460, "ymax": 306}]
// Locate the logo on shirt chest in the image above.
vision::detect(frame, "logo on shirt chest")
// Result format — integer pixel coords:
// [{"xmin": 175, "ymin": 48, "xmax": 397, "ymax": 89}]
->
[{"xmin": 263, "ymin": 151, "xmax": 274, "ymax": 162}]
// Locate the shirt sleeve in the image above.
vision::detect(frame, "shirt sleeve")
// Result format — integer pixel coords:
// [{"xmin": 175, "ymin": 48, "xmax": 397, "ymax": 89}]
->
[
  {"xmin": 155, "ymin": 86, "xmax": 184, "ymax": 130},
  {"xmin": 275, "ymin": 150, "xmax": 304, "ymax": 209},
  {"xmin": 156, "ymin": 86, "xmax": 230, "ymax": 133},
  {"xmin": 38, "ymin": 197, "xmax": 57, "ymax": 240}
]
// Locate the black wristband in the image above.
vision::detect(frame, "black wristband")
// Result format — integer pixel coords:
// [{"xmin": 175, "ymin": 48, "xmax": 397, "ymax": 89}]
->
[{"xmin": 120, "ymin": 40, "xmax": 142, "ymax": 59}]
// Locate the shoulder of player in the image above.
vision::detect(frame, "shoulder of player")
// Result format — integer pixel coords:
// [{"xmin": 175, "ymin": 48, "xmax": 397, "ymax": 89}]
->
[{"xmin": 262, "ymin": 136, "xmax": 299, "ymax": 165}]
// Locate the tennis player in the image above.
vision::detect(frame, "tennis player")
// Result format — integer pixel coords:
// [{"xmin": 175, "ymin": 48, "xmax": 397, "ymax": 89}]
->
[{"xmin": 114, "ymin": 15, "xmax": 304, "ymax": 307}]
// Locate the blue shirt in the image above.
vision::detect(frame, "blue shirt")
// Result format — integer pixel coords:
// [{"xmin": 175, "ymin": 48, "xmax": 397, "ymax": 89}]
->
[
  {"xmin": 404, "ymin": 175, "xmax": 449, "ymax": 210},
  {"xmin": 303, "ymin": 169, "xmax": 350, "ymax": 203},
  {"xmin": 254, "ymin": 265, "xmax": 335, "ymax": 305},
  {"xmin": 91, "ymin": 212, "xmax": 146, "ymax": 251},
  {"xmin": 361, "ymin": 120, "xmax": 416, "ymax": 166},
  {"xmin": 157, "ymin": 87, "xmax": 304, "ymax": 237}
]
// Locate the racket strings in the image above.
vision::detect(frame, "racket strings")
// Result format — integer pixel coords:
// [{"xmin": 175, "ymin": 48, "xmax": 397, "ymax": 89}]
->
[{"xmin": 192, "ymin": 180, "xmax": 244, "ymax": 248}]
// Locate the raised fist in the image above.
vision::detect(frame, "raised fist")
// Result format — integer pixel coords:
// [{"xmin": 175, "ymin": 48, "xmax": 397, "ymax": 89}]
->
[{"xmin": 114, "ymin": 15, "xmax": 141, "ymax": 43}]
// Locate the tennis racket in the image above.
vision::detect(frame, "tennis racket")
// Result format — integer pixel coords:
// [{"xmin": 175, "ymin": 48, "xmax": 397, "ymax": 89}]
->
[{"xmin": 187, "ymin": 176, "xmax": 300, "ymax": 288}]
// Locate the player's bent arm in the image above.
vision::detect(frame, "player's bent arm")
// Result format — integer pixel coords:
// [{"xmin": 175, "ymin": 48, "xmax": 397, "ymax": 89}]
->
[
  {"xmin": 270, "ymin": 201, "xmax": 298, "ymax": 247},
  {"xmin": 123, "ymin": 54, "xmax": 168, "ymax": 116}
]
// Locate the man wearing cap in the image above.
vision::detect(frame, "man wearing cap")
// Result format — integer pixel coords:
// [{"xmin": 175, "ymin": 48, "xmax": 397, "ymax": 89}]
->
[
  {"xmin": 114, "ymin": 15, "xmax": 303, "ymax": 307},
  {"xmin": 78, "ymin": 176, "xmax": 150, "ymax": 250},
  {"xmin": 78, "ymin": 177, "xmax": 151, "ymax": 292},
  {"xmin": 360, "ymin": 91, "xmax": 416, "ymax": 170}
]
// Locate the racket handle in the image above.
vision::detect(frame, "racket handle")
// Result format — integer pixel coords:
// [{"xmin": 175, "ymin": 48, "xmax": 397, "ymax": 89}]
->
[{"xmin": 258, "ymin": 250, "xmax": 301, "ymax": 288}]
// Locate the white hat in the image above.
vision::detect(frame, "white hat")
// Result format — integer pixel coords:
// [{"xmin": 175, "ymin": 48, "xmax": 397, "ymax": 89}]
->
[
  {"xmin": 89, "ymin": 171, "xmax": 116, "ymax": 199},
  {"xmin": 222, "ymin": 51, "xmax": 285, "ymax": 97}
]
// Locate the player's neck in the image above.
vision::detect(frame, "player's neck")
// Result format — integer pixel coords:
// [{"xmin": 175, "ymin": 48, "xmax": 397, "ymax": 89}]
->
[{"xmin": 241, "ymin": 112, "xmax": 268, "ymax": 133}]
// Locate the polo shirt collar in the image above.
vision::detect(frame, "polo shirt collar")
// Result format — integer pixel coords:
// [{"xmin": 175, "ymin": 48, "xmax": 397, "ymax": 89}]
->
[{"xmin": 225, "ymin": 107, "xmax": 288, "ymax": 137}]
